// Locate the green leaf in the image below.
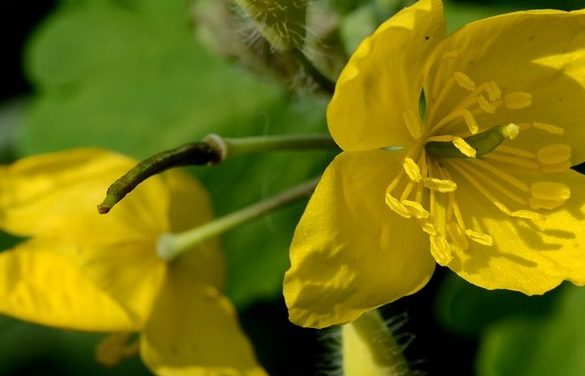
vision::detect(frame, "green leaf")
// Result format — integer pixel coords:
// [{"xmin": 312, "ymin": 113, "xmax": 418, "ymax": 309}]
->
[
  {"xmin": 477, "ymin": 285, "xmax": 585, "ymax": 376},
  {"xmin": 0, "ymin": 317, "xmax": 148, "ymax": 375},
  {"xmin": 436, "ymin": 274, "xmax": 560, "ymax": 336},
  {"xmin": 19, "ymin": 0, "xmax": 332, "ymax": 308},
  {"xmin": 22, "ymin": 0, "xmax": 281, "ymax": 157}
]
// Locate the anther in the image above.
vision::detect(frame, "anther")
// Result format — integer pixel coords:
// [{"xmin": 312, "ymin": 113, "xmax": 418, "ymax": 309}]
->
[
  {"xmin": 493, "ymin": 202, "xmax": 543, "ymax": 220},
  {"xmin": 430, "ymin": 234, "xmax": 453, "ymax": 266},
  {"xmin": 530, "ymin": 182, "xmax": 571, "ymax": 201},
  {"xmin": 403, "ymin": 110, "xmax": 422, "ymax": 140},
  {"xmin": 478, "ymin": 95, "xmax": 496, "ymax": 113},
  {"xmin": 504, "ymin": 92, "xmax": 532, "ymax": 110},
  {"xmin": 486, "ymin": 81, "xmax": 502, "ymax": 101},
  {"xmin": 402, "ymin": 200, "xmax": 430, "ymax": 219},
  {"xmin": 537, "ymin": 144, "xmax": 572, "ymax": 165},
  {"xmin": 421, "ymin": 221, "xmax": 437, "ymax": 235},
  {"xmin": 423, "ymin": 177, "xmax": 457, "ymax": 192},
  {"xmin": 528, "ymin": 197, "xmax": 566, "ymax": 210},
  {"xmin": 540, "ymin": 161, "xmax": 571, "ymax": 173},
  {"xmin": 454, "ymin": 72, "xmax": 476, "ymax": 91},
  {"xmin": 426, "ymin": 124, "xmax": 518, "ymax": 158},
  {"xmin": 532, "ymin": 122, "xmax": 564, "ymax": 135},
  {"xmin": 452, "ymin": 137, "xmax": 476, "ymax": 158},
  {"xmin": 385, "ymin": 193, "xmax": 413, "ymax": 218},
  {"xmin": 464, "ymin": 229, "xmax": 493, "ymax": 246},
  {"xmin": 403, "ymin": 158, "xmax": 422, "ymax": 182}
]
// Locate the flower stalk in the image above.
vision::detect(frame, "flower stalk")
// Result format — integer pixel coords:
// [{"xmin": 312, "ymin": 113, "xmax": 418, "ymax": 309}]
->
[
  {"xmin": 156, "ymin": 177, "xmax": 320, "ymax": 262},
  {"xmin": 98, "ymin": 134, "xmax": 337, "ymax": 214}
]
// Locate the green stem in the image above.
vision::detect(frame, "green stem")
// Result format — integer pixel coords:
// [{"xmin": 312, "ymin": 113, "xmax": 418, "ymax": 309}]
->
[
  {"xmin": 204, "ymin": 133, "xmax": 338, "ymax": 160},
  {"xmin": 97, "ymin": 134, "xmax": 337, "ymax": 214},
  {"xmin": 156, "ymin": 177, "xmax": 320, "ymax": 261}
]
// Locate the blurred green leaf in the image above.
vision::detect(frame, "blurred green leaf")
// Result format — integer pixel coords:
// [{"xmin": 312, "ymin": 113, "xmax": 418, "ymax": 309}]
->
[
  {"xmin": 0, "ymin": 317, "xmax": 148, "ymax": 375},
  {"xmin": 199, "ymin": 97, "xmax": 333, "ymax": 306},
  {"xmin": 22, "ymin": 0, "xmax": 281, "ymax": 157},
  {"xmin": 436, "ymin": 274, "xmax": 560, "ymax": 336},
  {"xmin": 477, "ymin": 285, "xmax": 585, "ymax": 376},
  {"xmin": 19, "ymin": 0, "xmax": 332, "ymax": 309}
]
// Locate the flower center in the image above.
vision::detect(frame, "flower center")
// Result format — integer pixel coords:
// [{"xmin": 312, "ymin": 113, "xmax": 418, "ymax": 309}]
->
[{"xmin": 385, "ymin": 67, "xmax": 572, "ymax": 266}]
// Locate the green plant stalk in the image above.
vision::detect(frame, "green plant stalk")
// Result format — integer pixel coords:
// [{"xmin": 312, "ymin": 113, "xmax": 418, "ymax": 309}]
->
[
  {"xmin": 156, "ymin": 177, "xmax": 320, "ymax": 261},
  {"xmin": 98, "ymin": 134, "xmax": 337, "ymax": 214}
]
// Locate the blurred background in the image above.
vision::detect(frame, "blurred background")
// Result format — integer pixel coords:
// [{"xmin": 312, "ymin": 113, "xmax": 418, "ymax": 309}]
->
[{"xmin": 1, "ymin": 0, "xmax": 585, "ymax": 375}]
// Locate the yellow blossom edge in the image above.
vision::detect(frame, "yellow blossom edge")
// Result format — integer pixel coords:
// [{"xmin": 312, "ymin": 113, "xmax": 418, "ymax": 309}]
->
[
  {"xmin": 284, "ymin": 151, "xmax": 435, "ymax": 329},
  {"xmin": 327, "ymin": 0, "xmax": 445, "ymax": 152},
  {"xmin": 425, "ymin": 7, "xmax": 585, "ymax": 164},
  {"xmin": 140, "ymin": 269, "xmax": 267, "ymax": 376},
  {"xmin": 447, "ymin": 166, "xmax": 585, "ymax": 293},
  {"xmin": 0, "ymin": 239, "xmax": 137, "ymax": 331},
  {"xmin": 0, "ymin": 148, "xmax": 169, "ymax": 243}
]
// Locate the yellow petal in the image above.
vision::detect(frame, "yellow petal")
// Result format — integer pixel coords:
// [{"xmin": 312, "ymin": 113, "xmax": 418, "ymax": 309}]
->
[
  {"xmin": 0, "ymin": 240, "xmax": 136, "ymax": 331},
  {"xmin": 162, "ymin": 170, "xmax": 224, "ymax": 289},
  {"xmin": 447, "ymin": 166, "xmax": 585, "ymax": 294},
  {"xmin": 76, "ymin": 242, "xmax": 166, "ymax": 325},
  {"xmin": 140, "ymin": 272, "xmax": 266, "ymax": 376},
  {"xmin": 328, "ymin": 0, "xmax": 445, "ymax": 151},
  {"xmin": 426, "ymin": 8, "xmax": 585, "ymax": 163},
  {"xmin": 284, "ymin": 151, "xmax": 435, "ymax": 328},
  {"xmin": 0, "ymin": 148, "xmax": 169, "ymax": 243}
]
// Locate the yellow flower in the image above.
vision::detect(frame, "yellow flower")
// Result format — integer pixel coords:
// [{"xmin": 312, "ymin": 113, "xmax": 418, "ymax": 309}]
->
[
  {"xmin": 0, "ymin": 149, "xmax": 266, "ymax": 376},
  {"xmin": 284, "ymin": 0, "xmax": 585, "ymax": 328}
]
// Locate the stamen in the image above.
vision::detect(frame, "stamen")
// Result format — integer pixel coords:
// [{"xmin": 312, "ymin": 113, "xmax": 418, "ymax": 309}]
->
[
  {"xmin": 537, "ymin": 144, "xmax": 572, "ymax": 165},
  {"xmin": 386, "ymin": 170, "xmax": 405, "ymax": 193},
  {"xmin": 533, "ymin": 122, "xmax": 565, "ymax": 135},
  {"xmin": 452, "ymin": 137, "xmax": 476, "ymax": 158},
  {"xmin": 385, "ymin": 193, "xmax": 413, "ymax": 218},
  {"xmin": 447, "ymin": 221, "xmax": 469, "ymax": 250},
  {"xmin": 485, "ymin": 81, "xmax": 502, "ymax": 101},
  {"xmin": 468, "ymin": 159, "xmax": 530, "ymax": 192},
  {"xmin": 400, "ymin": 181, "xmax": 416, "ymax": 200},
  {"xmin": 448, "ymin": 161, "xmax": 537, "ymax": 220},
  {"xmin": 403, "ymin": 157, "xmax": 422, "ymax": 182},
  {"xmin": 493, "ymin": 202, "xmax": 544, "ymax": 220},
  {"xmin": 462, "ymin": 109, "xmax": 479, "ymax": 134},
  {"xmin": 541, "ymin": 161, "xmax": 571, "ymax": 173},
  {"xmin": 464, "ymin": 229, "xmax": 493, "ymax": 246},
  {"xmin": 431, "ymin": 51, "xmax": 460, "ymax": 100},
  {"xmin": 478, "ymin": 95, "xmax": 496, "ymax": 113},
  {"xmin": 496, "ymin": 145, "xmax": 537, "ymax": 159},
  {"xmin": 454, "ymin": 159, "xmax": 526, "ymax": 205},
  {"xmin": 528, "ymin": 197, "xmax": 566, "ymax": 210},
  {"xmin": 403, "ymin": 110, "xmax": 423, "ymax": 140},
  {"xmin": 402, "ymin": 200, "xmax": 430, "ymax": 219},
  {"xmin": 427, "ymin": 135, "xmax": 454, "ymax": 143},
  {"xmin": 530, "ymin": 182, "xmax": 571, "ymax": 201},
  {"xmin": 454, "ymin": 72, "xmax": 476, "ymax": 91},
  {"xmin": 421, "ymin": 221, "xmax": 437, "ymax": 235},
  {"xmin": 504, "ymin": 92, "xmax": 532, "ymax": 110},
  {"xmin": 424, "ymin": 177, "xmax": 457, "ymax": 192},
  {"xmin": 484, "ymin": 153, "xmax": 540, "ymax": 169},
  {"xmin": 430, "ymin": 234, "xmax": 453, "ymax": 266}
]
